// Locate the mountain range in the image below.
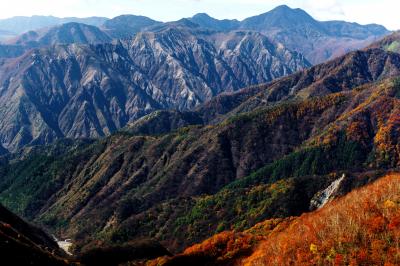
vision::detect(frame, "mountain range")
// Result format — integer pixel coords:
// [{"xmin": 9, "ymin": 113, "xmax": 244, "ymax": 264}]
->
[
  {"xmin": 0, "ymin": 25, "xmax": 309, "ymax": 152},
  {"xmin": 0, "ymin": 15, "xmax": 108, "ymax": 38},
  {"xmin": 5, "ymin": 22, "xmax": 112, "ymax": 47},
  {"xmin": 0, "ymin": 5, "xmax": 392, "ymax": 153},
  {"xmin": 0, "ymin": 5, "xmax": 390, "ymax": 64},
  {"xmin": 1, "ymin": 33, "xmax": 400, "ymax": 260},
  {"xmin": 0, "ymin": 5, "xmax": 399, "ymax": 265}
]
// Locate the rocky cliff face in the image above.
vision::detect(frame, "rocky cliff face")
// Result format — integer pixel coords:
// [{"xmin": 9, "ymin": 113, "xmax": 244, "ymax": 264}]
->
[
  {"xmin": 0, "ymin": 26, "xmax": 309, "ymax": 152},
  {"xmin": 1, "ymin": 46, "xmax": 400, "ymax": 253}
]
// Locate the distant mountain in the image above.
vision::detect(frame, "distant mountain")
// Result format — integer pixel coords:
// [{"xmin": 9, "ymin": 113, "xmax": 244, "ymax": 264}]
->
[
  {"xmin": 240, "ymin": 5, "xmax": 389, "ymax": 64},
  {"xmin": 6, "ymin": 22, "xmax": 112, "ymax": 47},
  {"xmin": 0, "ymin": 15, "xmax": 108, "ymax": 35},
  {"xmin": 187, "ymin": 5, "xmax": 390, "ymax": 64},
  {"xmin": 240, "ymin": 5, "xmax": 321, "ymax": 32},
  {"xmin": 101, "ymin": 15, "xmax": 162, "ymax": 38},
  {"xmin": 0, "ymin": 7, "xmax": 389, "ymax": 65},
  {"xmin": 211, "ymin": 48, "xmax": 400, "ymax": 120},
  {"xmin": 0, "ymin": 22, "xmax": 112, "ymax": 59},
  {"xmin": 0, "ymin": 26, "xmax": 309, "ymax": 151},
  {"xmin": 0, "ymin": 29, "xmax": 17, "ymax": 41},
  {"xmin": 189, "ymin": 13, "xmax": 239, "ymax": 31}
]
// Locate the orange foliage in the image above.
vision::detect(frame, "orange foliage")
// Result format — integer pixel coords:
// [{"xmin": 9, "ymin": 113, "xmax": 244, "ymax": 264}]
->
[
  {"xmin": 242, "ymin": 173, "xmax": 400, "ymax": 266},
  {"xmin": 374, "ymin": 107, "xmax": 400, "ymax": 166},
  {"xmin": 148, "ymin": 173, "xmax": 400, "ymax": 266},
  {"xmin": 146, "ymin": 218, "xmax": 292, "ymax": 266}
]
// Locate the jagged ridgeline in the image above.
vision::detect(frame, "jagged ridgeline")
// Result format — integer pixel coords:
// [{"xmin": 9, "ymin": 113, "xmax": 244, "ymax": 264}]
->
[
  {"xmin": 0, "ymin": 5, "xmax": 391, "ymax": 153},
  {"xmin": 1, "ymin": 35, "xmax": 400, "ymax": 257},
  {"xmin": 0, "ymin": 6, "xmax": 399, "ymax": 266},
  {"xmin": 0, "ymin": 27, "xmax": 309, "ymax": 152}
]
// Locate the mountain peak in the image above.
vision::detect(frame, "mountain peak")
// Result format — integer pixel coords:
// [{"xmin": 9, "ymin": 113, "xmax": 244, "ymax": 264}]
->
[
  {"xmin": 189, "ymin": 13, "xmax": 239, "ymax": 31},
  {"xmin": 192, "ymin": 13, "xmax": 213, "ymax": 19},
  {"xmin": 272, "ymin": 4, "xmax": 292, "ymax": 11},
  {"xmin": 267, "ymin": 5, "xmax": 315, "ymax": 20},
  {"xmin": 242, "ymin": 5, "xmax": 316, "ymax": 26}
]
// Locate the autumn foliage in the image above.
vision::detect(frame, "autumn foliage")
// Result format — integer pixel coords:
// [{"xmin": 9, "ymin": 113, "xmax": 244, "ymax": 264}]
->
[
  {"xmin": 150, "ymin": 173, "xmax": 400, "ymax": 266},
  {"xmin": 243, "ymin": 173, "xmax": 400, "ymax": 266}
]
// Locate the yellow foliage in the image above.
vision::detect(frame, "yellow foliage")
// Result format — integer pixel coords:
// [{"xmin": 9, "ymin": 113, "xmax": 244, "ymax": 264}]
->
[{"xmin": 309, "ymin": 243, "xmax": 318, "ymax": 254}]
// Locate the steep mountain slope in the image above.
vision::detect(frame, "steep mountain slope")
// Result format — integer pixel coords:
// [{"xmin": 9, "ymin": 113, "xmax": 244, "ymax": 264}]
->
[
  {"xmin": 125, "ymin": 110, "xmax": 203, "ymax": 136},
  {"xmin": 1, "ymin": 71, "xmax": 400, "ymax": 254},
  {"xmin": 186, "ymin": 47, "xmax": 400, "ymax": 126},
  {"xmin": 0, "ymin": 15, "xmax": 108, "ymax": 35},
  {"xmin": 368, "ymin": 31, "xmax": 400, "ymax": 53},
  {"xmin": 150, "ymin": 173, "xmax": 400, "ymax": 266},
  {"xmin": 0, "ymin": 26, "xmax": 309, "ymax": 152},
  {"xmin": 124, "ymin": 45, "xmax": 400, "ymax": 133},
  {"xmin": 216, "ymin": 48, "xmax": 400, "ymax": 120},
  {"xmin": 0, "ymin": 203, "xmax": 70, "ymax": 265}
]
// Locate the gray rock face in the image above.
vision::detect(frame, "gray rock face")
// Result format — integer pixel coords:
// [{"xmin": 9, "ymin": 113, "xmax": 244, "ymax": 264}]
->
[
  {"xmin": 310, "ymin": 174, "xmax": 346, "ymax": 210},
  {"xmin": 0, "ymin": 26, "xmax": 310, "ymax": 151}
]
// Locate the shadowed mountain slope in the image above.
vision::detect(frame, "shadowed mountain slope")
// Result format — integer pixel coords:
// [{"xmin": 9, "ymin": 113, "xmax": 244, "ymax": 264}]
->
[{"xmin": 0, "ymin": 203, "xmax": 70, "ymax": 265}]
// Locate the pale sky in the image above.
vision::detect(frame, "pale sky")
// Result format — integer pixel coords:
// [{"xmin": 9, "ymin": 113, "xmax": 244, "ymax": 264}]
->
[{"xmin": 0, "ymin": 0, "xmax": 398, "ymax": 30}]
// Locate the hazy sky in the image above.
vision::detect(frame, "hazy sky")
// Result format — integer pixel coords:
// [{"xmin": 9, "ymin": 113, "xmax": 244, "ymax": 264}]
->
[{"xmin": 0, "ymin": 0, "xmax": 398, "ymax": 30}]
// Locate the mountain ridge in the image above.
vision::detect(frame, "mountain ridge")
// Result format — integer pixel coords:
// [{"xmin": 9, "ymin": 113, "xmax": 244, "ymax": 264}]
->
[
  {"xmin": 1, "ymin": 49, "xmax": 400, "ymax": 253},
  {"xmin": 0, "ymin": 26, "xmax": 309, "ymax": 152},
  {"xmin": 189, "ymin": 5, "xmax": 390, "ymax": 64}
]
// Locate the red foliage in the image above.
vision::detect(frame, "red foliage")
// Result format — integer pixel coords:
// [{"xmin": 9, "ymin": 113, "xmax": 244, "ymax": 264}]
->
[
  {"xmin": 148, "ymin": 174, "xmax": 400, "ymax": 266},
  {"xmin": 242, "ymin": 173, "xmax": 400, "ymax": 266}
]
